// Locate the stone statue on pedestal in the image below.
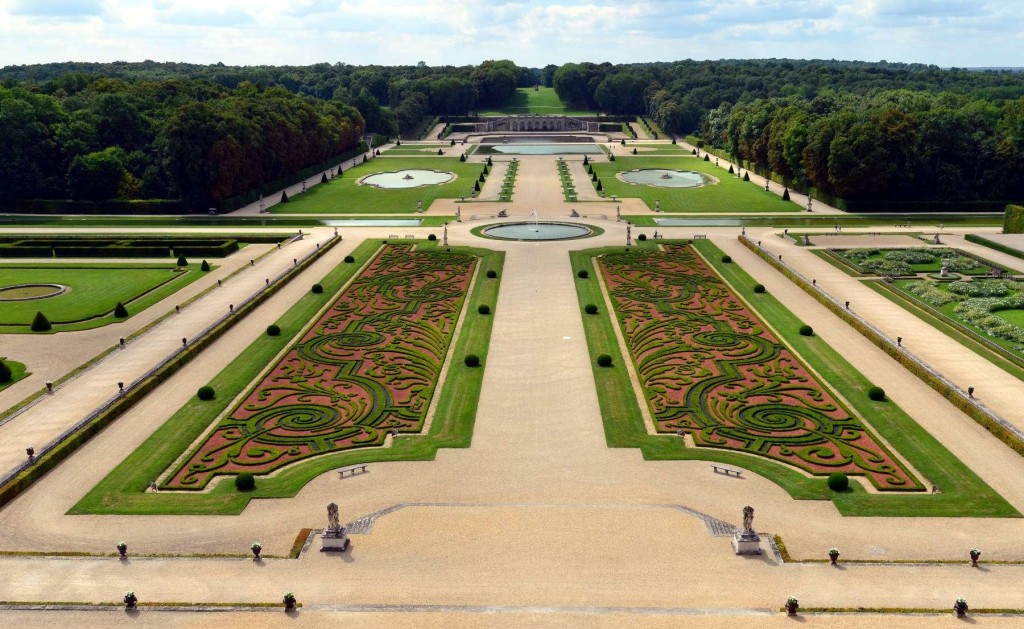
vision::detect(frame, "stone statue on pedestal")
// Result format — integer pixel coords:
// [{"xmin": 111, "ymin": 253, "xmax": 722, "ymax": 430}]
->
[
  {"xmin": 321, "ymin": 502, "xmax": 351, "ymax": 552},
  {"xmin": 732, "ymin": 505, "xmax": 762, "ymax": 555}
]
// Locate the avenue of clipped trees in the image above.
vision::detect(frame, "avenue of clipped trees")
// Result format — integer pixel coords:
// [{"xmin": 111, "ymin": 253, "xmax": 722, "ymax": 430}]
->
[{"xmin": 3, "ymin": 58, "xmax": 1024, "ymax": 210}]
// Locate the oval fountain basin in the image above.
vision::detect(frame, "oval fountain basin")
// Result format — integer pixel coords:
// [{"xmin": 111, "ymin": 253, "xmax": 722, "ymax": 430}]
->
[
  {"xmin": 620, "ymin": 169, "xmax": 711, "ymax": 188},
  {"xmin": 482, "ymin": 222, "xmax": 593, "ymax": 241},
  {"xmin": 360, "ymin": 170, "xmax": 455, "ymax": 189}
]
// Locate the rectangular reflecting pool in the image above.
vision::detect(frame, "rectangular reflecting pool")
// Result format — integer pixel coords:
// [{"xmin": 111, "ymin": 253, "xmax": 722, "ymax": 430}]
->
[
  {"xmin": 475, "ymin": 144, "xmax": 603, "ymax": 155},
  {"xmin": 320, "ymin": 219, "xmax": 423, "ymax": 227}
]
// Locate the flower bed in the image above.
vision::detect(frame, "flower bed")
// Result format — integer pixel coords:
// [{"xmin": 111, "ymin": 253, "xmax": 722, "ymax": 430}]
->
[
  {"xmin": 164, "ymin": 244, "xmax": 475, "ymax": 489},
  {"xmin": 598, "ymin": 245, "xmax": 921, "ymax": 490}
]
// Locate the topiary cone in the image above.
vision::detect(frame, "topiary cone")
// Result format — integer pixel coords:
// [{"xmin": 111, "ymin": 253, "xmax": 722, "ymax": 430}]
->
[{"xmin": 31, "ymin": 311, "xmax": 51, "ymax": 332}]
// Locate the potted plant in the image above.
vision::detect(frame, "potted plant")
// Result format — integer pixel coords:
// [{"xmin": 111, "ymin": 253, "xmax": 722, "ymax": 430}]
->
[
  {"xmin": 954, "ymin": 598, "xmax": 968, "ymax": 617},
  {"xmin": 251, "ymin": 542, "xmax": 262, "ymax": 561},
  {"xmin": 117, "ymin": 541, "xmax": 127, "ymax": 559},
  {"xmin": 124, "ymin": 591, "xmax": 137, "ymax": 610},
  {"xmin": 283, "ymin": 592, "xmax": 297, "ymax": 611},
  {"xmin": 969, "ymin": 548, "xmax": 981, "ymax": 567},
  {"xmin": 828, "ymin": 547, "xmax": 840, "ymax": 566},
  {"xmin": 785, "ymin": 596, "xmax": 799, "ymax": 616}
]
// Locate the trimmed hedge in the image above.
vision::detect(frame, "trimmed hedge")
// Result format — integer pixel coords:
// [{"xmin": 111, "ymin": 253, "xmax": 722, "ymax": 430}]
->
[
  {"xmin": 0, "ymin": 235, "xmax": 343, "ymax": 511},
  {"xmin": 1005, "ymin": 205, "xmax": 1024, "ymax": 234},
  {"xmin": 477, "ymin": 304, "xmax": 491, "ymax": 315},
  {"xmin": 312, "ymin": 283, "xmax": 324, "ymax": 294},
  {"xmin": 197, "ymin": 386, "xmax": 216, "ymax": 401},
  {"xmin": 344, "ymin": 255, "xmax": 355, "ymax": 263},
  {"xmin": 753, "ymin": 284, "xmax": 766, "ymax": 294},
  {"xmin": 234, "ymin": 472, "xmax": 255, "ymax": 491},
  {"xmin": 0, "ymin": 361, "xmax": 11, "ymax": 383},
  {"xmin": 200, "ymin": 260, "xmax": 211, "ymax": 272},
  {"xmin": 577, "ymin": 269, "xmax": 589, "ymax": 279},
  {"xmin": 739, "ymin": 234, "xmax": 1024, "ymax": 459},
  {"xmin": 464, "ymin": 354, "xmax": 480, "ymax": 367},
  {"xmin": 486, "ymin": 269, "xmax": 498, "ymax": 279},
  {"xmin": 868, "ymin": 386, "xmax": 886, "ymax": 401},
  {"xmin": 799, "ymin": 324, "xmax": 814, "ymax": 336},
  {"xmin": 597, "ymin": 354, "xmax": 613, "ymax": 367},
  {"xmin": 30, "ymin": 312, "xmax": 51, "ymax": 332},
  {"xmin": 176, "ymin": 254, "xmax": 188, "ymax": 267},
  {"xmin": 722, "ymin": 255, "xmax": 732, "ymax": 263},
  {"xmin": 266, "ymin": 324, "xmax": 281, "ymax": 336},
  {"xmin": 113, "ymin": 302, "xmax": 129, "ymax": 318},
  {"xmin": 584, "ymin": 304, "xmax": 599, "ymax": 315},
  {"xmin": 827, "ymin": 472, "xmax": 850, "ymax": 492}
]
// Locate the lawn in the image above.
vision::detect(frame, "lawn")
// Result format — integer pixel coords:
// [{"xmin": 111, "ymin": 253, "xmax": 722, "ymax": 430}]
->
[
  {"xmin": 476, "ymin": 87, "xmax": 596, "ymax": 116},
  {"xmin": 0, "ymin": 357, "xmax": 29, "ymax": 391},
  {"xmin": 591, "ymin": 156, "xmax": 799, "ymax": 213},
  {"xmin": 627, "ymin": 143, "xmax": 690, "ymax": 155},
  {"xmin": 384, "ymin": 144, "xmax": 450, "ymax": 156},
  {"xmin": 0, "ymin": 263, "xmax": 205, "ymax": 333},
  {"xmin": 72, "ymin": 239, "xmax": 504, "ymax": 515},
  {"xmin": 571, "ymin": 239, "xmax": 1015, "ymax": 517},
  {"xmin": 269, "ymin": 157, "xmax": 487, "ymax": 214}
]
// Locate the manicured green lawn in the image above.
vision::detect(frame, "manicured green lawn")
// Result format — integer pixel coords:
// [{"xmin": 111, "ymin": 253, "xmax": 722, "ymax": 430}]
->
[
  {"xmin": 0, "ymin": 263, "xmax": 205, "ymax": 333},
  {"xmin": 628, "ymin": 143, "xmax": 690, "ymax": 155},
  {"xmin": 0, "ymin": 357, "xmax": 29, "ymax": 391},
  {"xmin": 571, "ymin": 239, "xmax": 1015, "ymax": 517},
  {"xmin": 476, "ymin": 87, "xmax": 596, "ymax": 116},
  {"xmin": 384, "ymin": 144, "xmax": 450, "ymax": 156},
  {"xmin": 592, "ymin": 156, "xmax": 799, "ymax": 213},
  {"xmin": 71, "ymin": 239, "xmax": 503, "ymax": 515},
  {"xmin": 269, "ymin": 157, "xmax": 487, "ymax": 214}
]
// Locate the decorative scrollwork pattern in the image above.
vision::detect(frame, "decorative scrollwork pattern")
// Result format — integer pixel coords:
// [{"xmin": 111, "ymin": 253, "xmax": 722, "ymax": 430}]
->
[
  {"xmin": 598, "ymin": 245, "xmax": 920, "ymax": 490},
  {"xmin": 164, "ymin": 245, "xmax": 475, "ymax": 489}
]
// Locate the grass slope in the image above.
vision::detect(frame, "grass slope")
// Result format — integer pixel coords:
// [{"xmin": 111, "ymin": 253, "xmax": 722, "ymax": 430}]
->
[
  {"xmin": 571, "ymin": 239, "xmax": 1015, "ymax": 517},
  {"xmin": 0, "ymin": 263, "xmax": 204, "ymax": 332},
  {"xmin": 71, "ymin": 239, "xmax": 503, "ymax": 515},
  {"xmin": 476, "ymin": 87, "xmax": 596, "ymax": 116},
  {"xmin": 592, "ymin": 156, "xmax": 799, "ymax": 213}
]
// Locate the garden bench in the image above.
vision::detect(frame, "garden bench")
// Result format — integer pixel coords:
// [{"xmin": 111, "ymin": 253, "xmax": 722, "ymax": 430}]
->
[
  {"xmin": 405, "ymin": 235, "xmax": 415, "ymax": 239},
  {"xmin": 338, "ymin": 464, "xmax": 368, "ymax": 478},
  {"xmin": 693, "ymin": 234, "xmax": 707, "ymax": 240},
  {"xmin": 711, "ymin": 464, "xmax": 742, "ymax": 478},
  {"xmin": 388, "ymin": 234, "xmax": 398, "ymax": 239}
]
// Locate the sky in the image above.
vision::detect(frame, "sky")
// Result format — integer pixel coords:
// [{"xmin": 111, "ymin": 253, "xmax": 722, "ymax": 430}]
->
[{"xmin": 0, "ymin": 0, "xmax": 1021, "ymax": 69}]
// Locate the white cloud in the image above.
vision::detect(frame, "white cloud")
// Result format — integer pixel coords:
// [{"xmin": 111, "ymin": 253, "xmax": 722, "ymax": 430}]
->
[{"xmin": 0, "ymin": 0, "xmax": 1021, "ymax": 68}]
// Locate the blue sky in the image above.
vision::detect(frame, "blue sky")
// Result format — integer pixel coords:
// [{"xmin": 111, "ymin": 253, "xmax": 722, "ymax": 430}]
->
[{"xmin": 0, "ymin": 0, "xmax": 1020, "ymax": 68}]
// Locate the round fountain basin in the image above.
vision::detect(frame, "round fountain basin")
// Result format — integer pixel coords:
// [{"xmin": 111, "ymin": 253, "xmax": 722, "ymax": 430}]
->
[
  {"xmin": 0, "ymin": 283, "xmax": 67, "ymax": 301},
  {"xmin": 620, "ymin": 169, "xmax": 712, "ymax": 188},
  {"xmin": 360, "ymin": 169, "xmax": 455, "ymax": 189},
  {"xmin": 482, "ymin": 222, "xmax": 593, "ymax": 241}
]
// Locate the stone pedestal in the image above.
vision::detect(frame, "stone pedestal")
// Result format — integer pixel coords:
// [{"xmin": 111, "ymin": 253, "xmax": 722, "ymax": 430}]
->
[
  {"xmin": 732, "ymin": 530, "xmax": 762, "ymax": 555},
  {"xmin": 320, "ymin": 527, "xmax": 351, "ymax": 552}
]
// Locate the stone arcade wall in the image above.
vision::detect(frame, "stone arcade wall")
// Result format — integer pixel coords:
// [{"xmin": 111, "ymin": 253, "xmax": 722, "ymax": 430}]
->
[{"xmin": 476, "ymin": 115, "xmax": 599, "ymax": 133}]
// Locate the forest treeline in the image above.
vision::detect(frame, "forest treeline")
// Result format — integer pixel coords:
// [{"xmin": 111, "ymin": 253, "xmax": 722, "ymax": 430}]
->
[{"xmin": 3, "ymin": 58, "xmax": 1024, "ymax": 209}]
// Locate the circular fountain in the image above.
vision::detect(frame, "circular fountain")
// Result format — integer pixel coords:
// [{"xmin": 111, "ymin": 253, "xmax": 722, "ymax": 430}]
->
[
  {"xmin": 620, "ymin": 169, "xmax": 713, "ymax": 188},
  {"xmin": 480, "ymin": 222, "xmax": 594, "ymax": 241},
  {"xmin": 360, "ymin": 169, "xmax": 455, "ymax": 189}
]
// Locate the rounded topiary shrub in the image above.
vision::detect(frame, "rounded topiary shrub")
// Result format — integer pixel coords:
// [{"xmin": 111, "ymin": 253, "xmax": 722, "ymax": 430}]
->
[
  {"xmin": 0, "ymin": 361, "xmax": 12, "ymax": 383},
  {"xmin": 266, "ymin": 324, "xmax": 281, "ymax": 336},
  {"xmin": 235, "ymin": 473, "xmax": 255, "ymax": 491},
  {"xmin": 577, "ymin": 269, "xmax": 589, "ymax": 279},
  {"xmin": 428, "ymin": 234, "xmax": 437, "ymax": 241},
  {"xmin": 464, "ymin": 354, "xmax": 480, "ymax": 367},
  {"xmin": 753, "ymin": 284, "xmax": 766, "ymax": 294},
  {"xmin": 721, "ymin": 255, "xmax": 732, "ymax": 263},
  {"xmin": 799, "ymin": 324, "xmax": 814, "ymax": 336},
  {"xmin": 827, "ymin": 472, "xmax": 849, "ymax": 492},
  {"xmin": 344, "ymin": 255, "xmax": 355, "ymax": 263},
  {"xmin": 197, "ymin": 385, "xmax": 216, "ymax": 401},
  {"xmin": 311, "ymin": 283, "xmax": 324, "ymax": 294},
  {"xmin": 30, "ymin": 311, "xmax": 51, "ymax": 332},
  {"xmin": 113, "ymin": 302, "xmax": 129, "ymax": 318},
  {"xmin": 486, "ymin": 269, "xmax": 498, "ymax": 279},
  {"xmin": 584, "ymin": 304, "xmax": 599, "ymax": 315},
  {"xmin": 868, "ymin": 386, "xmax": 886, "ymax": 401},
  {"xmin": 200, "ymin": 259, "xmax": 211, "ymax": 272},
  {"xmin": 638, "ymin": 234, "xmax": 647, "ymax": 241},
  {"xmin": 477, "ymin": 304, "xmax": 491, "ymax": 315},
  {"xmin": 597, "ymin": 354, "xmax": 613, "ymax": 367},
  {"xmin": 176, "ymin": 254, "xmax": 188, "ymax": 267}
]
